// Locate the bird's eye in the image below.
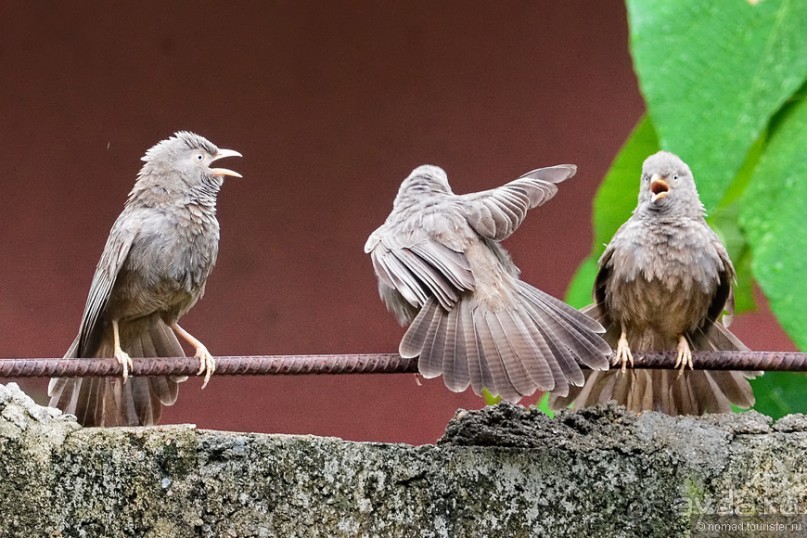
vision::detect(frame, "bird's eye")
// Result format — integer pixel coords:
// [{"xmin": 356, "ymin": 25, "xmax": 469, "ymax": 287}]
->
[
  {"xmin": 195, "ymin": 153, "xmax": 205, "ymax": 161},
  {"xmin": 673, "ymin": 174, "xmax": 679, "ymax": 181},
  {"xmin": 643, "ymin": 174, "xmax": 649, "ymax": 182}
]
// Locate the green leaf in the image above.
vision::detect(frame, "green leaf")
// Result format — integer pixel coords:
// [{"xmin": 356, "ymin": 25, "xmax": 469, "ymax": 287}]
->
[
  {"xmin": 740, "ymin": 88, "xmax": 807, "ymax": 350},
  {"xmin": 705, "ymin": 130, "xmax": 768, "ymax": 315},
  {"xmin": 535, "ymin": 392, "xmax": 555, "ymax": 418},
  {"xmin": 627, "ymin": 0, "xmax": 807, "ymax": 210},
  {"xmin": 565, "ymin": 255, "xmax": 598, "ymax": 309},
  {"xmin": 751, "ymin": 373, "xmax": 807, "ymax": 419},
  {"xmin": 565, "ymin": 115, "xmax": 659, "ymax": 302},
  {"xmin": 715, "ymin": 127, "xmax": 769, "ymax": 208},
  {"xmin": 482, "ymin": 388, "xmax": 501, "ymax": 406},
  {"xmin": 731, "ymin": 249, "xmax": 756, "ymax": 315}
]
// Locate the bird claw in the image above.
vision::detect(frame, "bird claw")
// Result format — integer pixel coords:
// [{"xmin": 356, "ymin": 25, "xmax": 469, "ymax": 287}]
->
[
  {"xmin": 115, "ymin": 349, "xmax": 134, "ymax": 384},
  {"xmin": 614, "ymin": 335, "xmax": 634, "ymax": 373},
  {"xmin": 170, "ymin": 323, "xmax": 216, "ymax": 389},
  {"xmin": 674, "ymin": 337, "xmax": 693, "ymax": 377},
  {"xmin": 195, "ymin": 346, "xmax": 216, "ymax": 389}
]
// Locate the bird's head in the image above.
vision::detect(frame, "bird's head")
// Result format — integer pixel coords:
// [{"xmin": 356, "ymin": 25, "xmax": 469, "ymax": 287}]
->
[
  {"xmin": 139, "ymin": 131, "xmax": 242, "ymax": 189},
  {"xmin": 638, "ymin": 151, "xmax": 702, "ymax": 215},
  {"xmin": 394, "ymin": 164, "xmax": 453, "ymax": 207}
]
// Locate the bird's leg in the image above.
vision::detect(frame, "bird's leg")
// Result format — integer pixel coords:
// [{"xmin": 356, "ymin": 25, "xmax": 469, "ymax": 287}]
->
[
  {"xmin": 112, "ymin": 319, "xmax": 133, "ymax": 383},
  {"xmin": 171, "ymin": 322, "xmax": 216, "ymax": 388},
  {"xmin": 674, "ymin": 335, "xmax": 694, "ymax": 374},
  {"xmin": 614, "ymin": 326, "xmax": 634, "ymax": 373}
]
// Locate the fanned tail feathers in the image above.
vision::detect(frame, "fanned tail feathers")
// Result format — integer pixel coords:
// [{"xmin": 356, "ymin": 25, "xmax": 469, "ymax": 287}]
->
[{"xmin": 400, "ymin": 282, "xmax": 610, "ymax": 402}]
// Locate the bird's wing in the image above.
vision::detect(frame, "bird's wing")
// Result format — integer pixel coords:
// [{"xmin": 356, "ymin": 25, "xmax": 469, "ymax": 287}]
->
[
  {"xmin": 699, "ymin": 228, "xmax": 736, "ymax": 326},
  {"xmin": 590, "ymin": 212, "xmax": 646, "ymax": 326},
  {"xmin": 592, "ymin": 245, "xmax": 614, "ymax": 319},
  {"xmin": 721, "ymin": 288, "xmax": 736, "ymax": 328},
  {"xmin": 77, "ymin": 214, "xmax": 139, "ymax": 355},
  {"xmin": 708, "ymin": 267, "xmax": 734, "ymax": 327},
  {"xmin": 366, "ymin": 210, "xmax": 475, "ymax": 311},
  {"xmin": 458, "ymin": 165, "xmax": 575, "ymax": 241}
]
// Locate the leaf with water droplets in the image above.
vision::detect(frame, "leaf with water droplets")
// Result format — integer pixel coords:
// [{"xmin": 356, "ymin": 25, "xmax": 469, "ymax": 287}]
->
[
  {"xmin": 740, "ymin": 89, "xmax": 807, "ymax": 351},
  {"xmin": 627, "ymin": 0, "xmax": 807, "ymax": 210}
]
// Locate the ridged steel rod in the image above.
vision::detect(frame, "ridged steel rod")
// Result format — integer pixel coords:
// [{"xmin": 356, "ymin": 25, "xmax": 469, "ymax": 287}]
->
[{"xmin": 0, "ymin": 351, "xmax": 805, "ymax": 378}]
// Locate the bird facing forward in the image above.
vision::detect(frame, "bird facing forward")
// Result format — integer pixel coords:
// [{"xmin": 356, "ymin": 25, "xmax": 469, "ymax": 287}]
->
[
  {"xmin": 550, "ymin": 151, "xmax": 757, "ymax": 415},
  {"xmin": 49, "ymin": 131, "xmax": 241, "ymax": 426},
  {"xmin": 365, "ymin": 164, "xmax": 611, "ymax": 402}
]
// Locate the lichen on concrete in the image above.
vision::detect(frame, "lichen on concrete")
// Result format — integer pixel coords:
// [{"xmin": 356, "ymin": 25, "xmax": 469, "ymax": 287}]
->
[{"xmin": 1, "ymin": 382, "xmax": 805, "ymax": 537}]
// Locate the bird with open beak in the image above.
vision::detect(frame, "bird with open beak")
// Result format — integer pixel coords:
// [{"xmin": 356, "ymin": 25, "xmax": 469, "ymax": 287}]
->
[
  {"xmin": 366, "ymin": 164, "xmax": 611, "ymax": 403},
  {"xmin": 49, "ymin": 131, "xmax": 241, "ymax": 426},
  {"xmin": 550, "ymin": 151, "xmax": 758, "ymax": 415}
]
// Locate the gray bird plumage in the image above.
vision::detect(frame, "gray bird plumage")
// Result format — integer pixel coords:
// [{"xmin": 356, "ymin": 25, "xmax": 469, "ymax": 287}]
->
[
  {"xmin": 49, "ymin": 131, "xmax": 241, "ymax": 426},
  {"xmin": 550, "ymin": 151, "xmax": 758, "ymax": 415},
  {"xmin": 365, "ymin": 164, "xmax": 611, "ymax": 402}
]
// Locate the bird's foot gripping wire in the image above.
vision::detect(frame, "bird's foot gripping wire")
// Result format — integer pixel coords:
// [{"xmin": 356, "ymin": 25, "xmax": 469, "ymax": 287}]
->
[
  {"xmin": 114, "ymin": 349, "xmax": 134, "ymax": 383},
  {"xmin": 614, "ymin": 328, "xmax": 634, "ymax": 373},
  {"xmin": 172, "ymin": 322, "xmax": 217, "ymax": 388},
  {"xmin": 195, "ymin": 347, "xmax": 217, "ymax": 389},
  {"xmin": 674, "ymin": 335, "xmax": 694, "ymax": 376},
  {"xmin": 112, "ymin": 319, "xmax": 134, "ymax": 383}
]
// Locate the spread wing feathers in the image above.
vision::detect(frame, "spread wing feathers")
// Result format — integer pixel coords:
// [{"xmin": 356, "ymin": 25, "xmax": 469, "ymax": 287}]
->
[
  {"xmin": 368, "ymin": 236, "xmax": 474, "ymax": 311},
  {"xmin": 517, "ymin": 164, "xmax": 578, "ymax": 185},
  {"xmin": 77, "ymin": 217, "xmax": 138, "ymax": 356},
  {"xmin": 460, "ymin": 165, "xmax": 575, "ymax": 242},
  {"xmin": 48, "ymin": 314, "xmax": 185, "ymax": 427},
  {"xmin": 398, "ymin": 278, "xmax": 610, "ymax": 402},
  {"xmin": 549, "ymin": 305, "xmax": 758, "ymax": 415}
]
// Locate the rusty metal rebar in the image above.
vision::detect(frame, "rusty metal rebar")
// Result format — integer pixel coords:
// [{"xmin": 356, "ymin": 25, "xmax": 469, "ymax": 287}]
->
[
  {"xmin": 0, "ymin": 350, "xmax": 805, "ymax": 378},
  {"xmin": 0, "ymin": 354, "xmax": 413, "ymax": 378}
]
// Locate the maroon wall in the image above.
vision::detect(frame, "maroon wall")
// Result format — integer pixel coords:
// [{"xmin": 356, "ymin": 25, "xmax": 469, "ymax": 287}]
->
[{"xmin": 0, "ymin": 2, "xmax": 792, "ymax": 444}]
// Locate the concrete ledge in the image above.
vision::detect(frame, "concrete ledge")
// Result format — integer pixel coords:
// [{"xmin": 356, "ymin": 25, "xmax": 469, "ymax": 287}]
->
[{"xmin": 1, "ymin": 383, "xmax": 805, "ymax": 537}]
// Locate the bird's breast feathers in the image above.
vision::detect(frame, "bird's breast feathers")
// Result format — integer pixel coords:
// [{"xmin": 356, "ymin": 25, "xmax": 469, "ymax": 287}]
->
[{"xmin": 609, "ymin": 218, "xmax": 723, "ymax": 293}]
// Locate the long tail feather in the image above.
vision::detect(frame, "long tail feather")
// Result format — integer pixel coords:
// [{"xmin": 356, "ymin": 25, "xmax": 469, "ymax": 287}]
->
[
  {"xmin": 549, "ymin": 310, "xmax": 757, "ymax": 415},
  {"xmin": 48, "ymin": 314, "xmax": 185, "ymax": 426}
]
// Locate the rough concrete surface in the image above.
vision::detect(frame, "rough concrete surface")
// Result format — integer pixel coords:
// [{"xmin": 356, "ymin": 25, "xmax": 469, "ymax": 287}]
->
[{"xmin": 1, "ymin": 382, "xmax": 805, "ymax": 537}]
